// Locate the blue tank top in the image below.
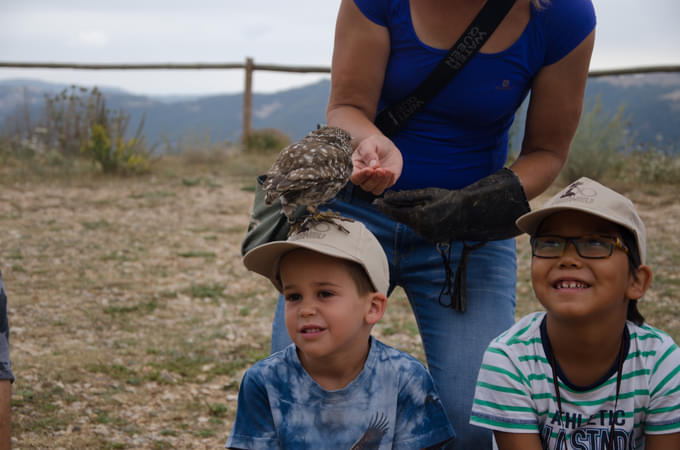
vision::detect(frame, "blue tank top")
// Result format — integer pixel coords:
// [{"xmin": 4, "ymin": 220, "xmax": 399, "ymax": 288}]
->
[{"xmin": 353, "ymin": 0, "xmax": 596, "ymax": 190}]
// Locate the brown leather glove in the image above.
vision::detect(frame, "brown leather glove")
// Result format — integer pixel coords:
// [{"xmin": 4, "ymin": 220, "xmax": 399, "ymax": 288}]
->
[{"xmin": 374, "ymin": 168, "xmax": 530, "ymax": 243}]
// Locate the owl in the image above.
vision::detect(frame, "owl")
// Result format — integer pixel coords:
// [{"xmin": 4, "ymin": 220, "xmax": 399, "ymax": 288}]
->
[{"xmin": 263, "ymin": 126, "xmax": 353, "ymax": 229}]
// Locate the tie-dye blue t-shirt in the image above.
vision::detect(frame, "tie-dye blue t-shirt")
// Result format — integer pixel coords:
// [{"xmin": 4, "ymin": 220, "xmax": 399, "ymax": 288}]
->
[
  {"xmin": 226, "ymin": 337, "xmax": 455, "ymax": 449},
  {"xmin": 0, "ymin": 272, "xmax": 13, "ymax": 382}
]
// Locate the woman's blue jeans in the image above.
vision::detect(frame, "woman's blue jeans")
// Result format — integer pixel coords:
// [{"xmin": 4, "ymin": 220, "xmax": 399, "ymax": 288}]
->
[{"xmin": 270, "ymin": 186, "xmax": 517, "ymax": 450}]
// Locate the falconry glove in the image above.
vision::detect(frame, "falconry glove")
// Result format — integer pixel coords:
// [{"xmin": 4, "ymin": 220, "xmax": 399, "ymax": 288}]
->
[
  {"xmin": 374, "ymin": 168, "xmax": 530, "ymax": 244},
  {"xmin": 374, "ymin": 168, "xmax": 530, "ymax": 312}
]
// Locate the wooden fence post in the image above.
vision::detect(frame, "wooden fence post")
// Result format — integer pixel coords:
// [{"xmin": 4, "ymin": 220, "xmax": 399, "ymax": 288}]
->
[{"xmin": 242, "ymin": 57, "xmax": 254, "ymax": 148}]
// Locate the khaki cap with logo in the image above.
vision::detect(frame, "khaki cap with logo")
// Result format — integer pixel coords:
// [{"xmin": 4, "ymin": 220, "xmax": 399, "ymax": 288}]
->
[
  {"xmin": 516, "ymin": 177, "xmax": 646, "ymax": 264},
  {"xmin": 242, "ymin": 218, "xmax": 389, "ymax": 294}
]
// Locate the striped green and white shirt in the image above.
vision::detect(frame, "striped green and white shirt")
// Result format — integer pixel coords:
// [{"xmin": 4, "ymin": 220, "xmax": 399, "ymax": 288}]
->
[{"xmin": 471, "ymin": 312, "xmax": 680, "ymax": 449}]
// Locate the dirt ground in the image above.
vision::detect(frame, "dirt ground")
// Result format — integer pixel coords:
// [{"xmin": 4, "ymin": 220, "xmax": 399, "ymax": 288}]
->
[{"xmin": 1, "ymin": 164, "xmax": 678, "ymax": 449}]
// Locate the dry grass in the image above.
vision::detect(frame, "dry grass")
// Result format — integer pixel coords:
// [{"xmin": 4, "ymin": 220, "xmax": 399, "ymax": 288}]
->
[{"xmin": 1, "ymin": 155, "xmax": 678, "ymax": 448}]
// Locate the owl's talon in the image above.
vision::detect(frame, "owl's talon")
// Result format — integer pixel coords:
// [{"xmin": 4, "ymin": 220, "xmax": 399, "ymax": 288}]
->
[{"xmin": 288, "ymin": 209, "xmax": 354, "ymax": 236}]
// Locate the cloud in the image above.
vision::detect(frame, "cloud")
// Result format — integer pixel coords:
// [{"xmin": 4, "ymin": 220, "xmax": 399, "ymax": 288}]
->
[
  {"xmin": 77, "ymin": 30, "xmax": 109, "ymax": 47},
  {"xmin": 0, "ymin": 0, "xmax": 677, "ymax": 95}
]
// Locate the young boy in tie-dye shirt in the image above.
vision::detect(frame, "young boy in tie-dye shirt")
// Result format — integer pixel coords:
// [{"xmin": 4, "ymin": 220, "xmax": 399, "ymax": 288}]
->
[{"xmin": 227, "ymin": 218, "xmax": 455, "ymax": 449}]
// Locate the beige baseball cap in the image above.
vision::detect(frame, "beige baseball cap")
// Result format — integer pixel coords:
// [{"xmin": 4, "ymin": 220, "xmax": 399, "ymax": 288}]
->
[
  {"xmin": 516, "ymin": 177, "xmax": 646, "ymax": 263},
  {"xmin": 242, "ymin": 218, "xmax": 389, "ymax": 294}
]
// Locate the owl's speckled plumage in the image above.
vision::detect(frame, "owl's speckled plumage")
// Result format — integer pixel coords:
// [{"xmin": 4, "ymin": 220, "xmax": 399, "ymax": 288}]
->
[{"xmin": 263, "ymin": 126, "xmax": 353, "ymax": 222}]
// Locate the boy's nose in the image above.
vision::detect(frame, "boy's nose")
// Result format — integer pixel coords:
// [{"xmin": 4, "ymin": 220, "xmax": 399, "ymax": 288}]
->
[
  {"xmin": 559, "ymin": 241, "xmax": 582, "ymax": 266},
  {"xmin": 300, "ymin": 307, "xmax": 316, "ymax": 318},
  {"xmin": 299, "ymin": 299, "xmax": 316, "ymax": 317}
]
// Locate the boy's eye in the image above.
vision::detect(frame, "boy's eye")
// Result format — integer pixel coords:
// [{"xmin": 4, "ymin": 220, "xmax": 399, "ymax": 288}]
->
[
  {"xmin": 318, "ymin": 290, "xmax": 334, "ymax": 299},
  {"xmin": 581, "ymin": 237, "xmax": 608, "ymax": 248},
  {"xmin": 536, "ymin": 237, "xmax": 561, "ymax": 248},
  {"xmin": 284, "ymin": 293, "xmax": 302, "ymax": 302}
]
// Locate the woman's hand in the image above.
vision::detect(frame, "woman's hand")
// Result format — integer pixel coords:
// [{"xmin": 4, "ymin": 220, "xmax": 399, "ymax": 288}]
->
[
  {"xmin": 327, "ymin": 0, "xmax": 396, "ymax": 195},
  {"xmin": 351, "ymin": 134, "xmax": 403, "ymax": 195}
]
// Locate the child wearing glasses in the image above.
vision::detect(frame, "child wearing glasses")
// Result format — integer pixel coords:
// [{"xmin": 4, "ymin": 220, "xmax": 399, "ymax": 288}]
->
[{"xmin": 470, "ymin": 177, "xmax": 680, "ymax": 450}]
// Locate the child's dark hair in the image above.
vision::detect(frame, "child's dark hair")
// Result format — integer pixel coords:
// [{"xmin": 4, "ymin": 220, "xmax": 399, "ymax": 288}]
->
[
  {"xmin": 618, "ymin": 226, "xmax": 645, "ymax": 326},
  {"xmin": 342, "ymin": 260, "xmax": 377, "ymax": 296}
]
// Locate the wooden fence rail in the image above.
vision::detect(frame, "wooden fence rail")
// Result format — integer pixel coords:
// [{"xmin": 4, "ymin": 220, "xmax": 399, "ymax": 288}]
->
[{"xmin": 1, "ymin": 58, "xmax": 679, "ymax": 144}]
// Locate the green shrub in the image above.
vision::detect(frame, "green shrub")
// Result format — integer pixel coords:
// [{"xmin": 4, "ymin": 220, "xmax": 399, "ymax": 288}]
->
[
  {"xmin": 82, "ymin": 123, "xmax": 151, "ymax": 174},
  {"xmin": 624, "ymin": 145, "xmax": 680, "ymax": 185},
  {"xmin": 560, "ymin": 97, "xmax": 632, "ymax": 184},
  {"xmin": 243, "ymin": 128, "xmax": 290, "ymax": 153}
]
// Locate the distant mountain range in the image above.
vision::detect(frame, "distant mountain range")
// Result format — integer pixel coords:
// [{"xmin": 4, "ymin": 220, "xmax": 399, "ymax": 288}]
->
[{"xmin": 1, "ymin": 72, "xmax": 679, "ymax": 152}]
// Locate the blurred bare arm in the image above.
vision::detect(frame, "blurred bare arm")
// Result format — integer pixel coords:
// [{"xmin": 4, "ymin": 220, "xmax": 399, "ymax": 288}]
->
[
  {"xmin": 0, "ymin": 380, "xmax": 10, "ymax": 450},
  {"xmin": 509, "ymin": 30, "xmax": 595, "ymax": 199},
  {"xmin": 493, "ymin": 431, "xmax": 543, "ymax": 450},
  {"xmin": 326, "ymin": 0, "xmax": 403, "ymax": 194},
  {"xmin": 645, "ymin": 433, "xmax": 680, "ymax": 450}
]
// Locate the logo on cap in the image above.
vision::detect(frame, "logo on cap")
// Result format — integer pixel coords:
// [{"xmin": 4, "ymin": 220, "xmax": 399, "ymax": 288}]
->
[
  {"xmin": 290, "ymin": 221, "xmax": 334, "ymax": 241},
  {"xmin": 558, "ymin": 180, "xmax": 597, "ymax": 204}
]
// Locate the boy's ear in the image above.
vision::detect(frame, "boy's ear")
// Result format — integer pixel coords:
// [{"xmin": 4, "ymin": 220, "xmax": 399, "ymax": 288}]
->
[
  {"xmin": 627, "ymin": 264, "xmax": 652, "ymax": 300},
  {"xmin": 365, "ymin": 293, "xmax": 387, "ymax": 325}
]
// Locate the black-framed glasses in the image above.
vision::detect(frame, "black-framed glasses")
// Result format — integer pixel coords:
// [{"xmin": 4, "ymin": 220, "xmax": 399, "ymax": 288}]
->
[{"xmin": 531, "ymin": 235, "xmax": 629, "ymax": 259}]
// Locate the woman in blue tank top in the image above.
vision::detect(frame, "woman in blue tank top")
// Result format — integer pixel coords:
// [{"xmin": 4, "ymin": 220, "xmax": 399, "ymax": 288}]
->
[{"xmin": 270, "ymin": 1, "xmax": 596, "ymax": 448}]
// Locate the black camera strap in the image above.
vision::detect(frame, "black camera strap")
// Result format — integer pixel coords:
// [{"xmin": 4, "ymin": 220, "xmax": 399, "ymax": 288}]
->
[{"xmin": 374, "ymin": 0, "xmax": 516, "ymax": 137}]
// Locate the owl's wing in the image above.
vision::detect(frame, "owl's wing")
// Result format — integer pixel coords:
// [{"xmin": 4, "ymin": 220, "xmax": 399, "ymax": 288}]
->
[
  {"xmin": 261, "ymin": 126, "xmax": 353, "ymax": 212},
  {"xmin": 264, "ymin": 143, "xmax": 352, "ymax": 191}
]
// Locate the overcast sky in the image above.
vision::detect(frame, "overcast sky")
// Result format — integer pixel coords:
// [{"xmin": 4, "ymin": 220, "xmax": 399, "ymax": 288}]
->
[{"xmin": 1, "ymin": 0, "xmax": 679, "ymax": 96}]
